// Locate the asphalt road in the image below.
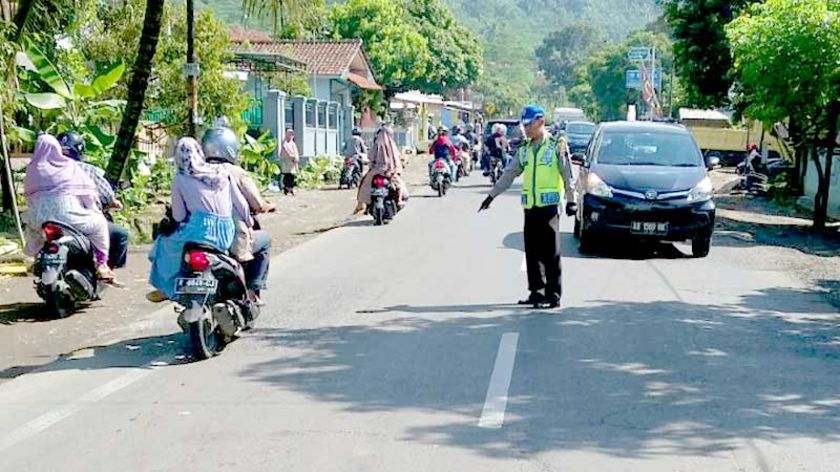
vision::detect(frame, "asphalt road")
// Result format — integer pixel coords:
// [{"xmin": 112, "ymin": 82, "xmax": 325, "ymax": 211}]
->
[{"xmin": 1, "ymin": 174, "xmax": 839, "ymax": 471}]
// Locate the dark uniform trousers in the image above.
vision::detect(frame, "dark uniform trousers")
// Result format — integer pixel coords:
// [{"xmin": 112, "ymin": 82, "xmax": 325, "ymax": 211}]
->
[{"xmin": 523, "ymin": 205, "xmax": 562, "ymax": 299}]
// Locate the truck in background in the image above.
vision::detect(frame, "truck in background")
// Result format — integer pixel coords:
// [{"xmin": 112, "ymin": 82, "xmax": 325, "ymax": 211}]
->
[{"xmin": 679, "ymin": 108, "xmax": 791, "ymax": 167}]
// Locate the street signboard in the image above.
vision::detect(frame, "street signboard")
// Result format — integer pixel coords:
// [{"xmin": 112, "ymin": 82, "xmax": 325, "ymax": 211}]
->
[
  {"xmin": 626, "ymin": 69, "xmax": 662, "ymax": 90},
  {"xmin": 627, "ymin": 47, "xmax": 651, "ymax": 61}
]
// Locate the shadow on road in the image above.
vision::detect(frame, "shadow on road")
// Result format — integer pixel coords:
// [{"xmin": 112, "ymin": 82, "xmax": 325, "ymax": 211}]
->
[
  {"xmin": 0, "ymin": 332, "xmax": 191, "ymax": 379},
  {"xmin": 503, "ymin": 231, "xmax": 691, "ymax": 260},
  {"xmin": 0, "ymin": 303, "xmax": 51, "ymax": 325},
  {"xmin": 238, "ymin": 290, "xmax": 840, "ymax": 460}
]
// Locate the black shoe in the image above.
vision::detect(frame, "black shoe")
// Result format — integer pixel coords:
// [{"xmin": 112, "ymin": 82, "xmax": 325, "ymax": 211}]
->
[
  {"xmin": 545, "ymin": 295, "xmax": 560, "ymax": 309},
  {"xmin": 518, "ymin": 291, "xmax": 546, "ymax": 307}
]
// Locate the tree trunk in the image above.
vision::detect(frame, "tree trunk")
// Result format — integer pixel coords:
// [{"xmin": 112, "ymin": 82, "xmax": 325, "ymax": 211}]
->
[
  {"xmin": 815, "ymin": 101, "xmax": 840, "ymax": 230},
  {"xmin": 106, "ymin": 0, "xmax": 165, "ymax": 183}
]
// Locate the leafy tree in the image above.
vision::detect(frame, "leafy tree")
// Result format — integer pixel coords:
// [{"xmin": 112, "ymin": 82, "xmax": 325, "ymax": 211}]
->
[
  {"xmin": 240, "ymin": 0, "xmax": 326, "ymax": 38},
  {"xmin": 75, "ymin": 1, "xmax": 249, "ymax": 135},
  {"xmin": 153, "ymin": 6, "xmax": 249, "ymax": 136},
  {"xmin": 330, "ymin": 0, "xmax": 482, "ymax": 96},
  {"xmin": 404, "ymin": 0, "xmax": 483, "ymax": 94},
  {"xmin": 726, "ymin": 0, "xmax": 840, "ymax": 229},
  {"xmin": 329, "ymin": 0, "xmax": 432, "ymax": 95},
  {"xmin": 664, "ymin": 0, "xmax": 753, "ymax": 108},
  {"xmin": 535, "ymin": 23, "xmax": 604, "ymax": 89}
]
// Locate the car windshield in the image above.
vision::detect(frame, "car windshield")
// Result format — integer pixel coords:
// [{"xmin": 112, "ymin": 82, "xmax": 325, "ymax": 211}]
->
[
  {"xmin": 595, "ymin": 130, "xmax": 702, "ymax": 167},
  {"xmin": 567, "ymin": 123, "xmax": 595, "ymax": 135}
]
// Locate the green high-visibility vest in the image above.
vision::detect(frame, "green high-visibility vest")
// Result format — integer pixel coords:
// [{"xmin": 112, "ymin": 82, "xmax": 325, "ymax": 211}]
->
[{"xmin": 518, "ymin": 138, "xmax": 564, "ymax": 209}]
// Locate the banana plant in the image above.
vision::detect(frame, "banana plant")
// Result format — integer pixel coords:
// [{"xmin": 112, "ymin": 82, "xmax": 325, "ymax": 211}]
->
[{"xmin": 15, "ymin": 42, "xmax": 126, "ymax": 157}]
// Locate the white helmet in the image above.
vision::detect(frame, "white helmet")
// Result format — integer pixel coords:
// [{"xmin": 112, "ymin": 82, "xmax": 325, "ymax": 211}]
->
[{"xmin": 201, "ymin": 117, "xmax": 240, "ymax": 164}]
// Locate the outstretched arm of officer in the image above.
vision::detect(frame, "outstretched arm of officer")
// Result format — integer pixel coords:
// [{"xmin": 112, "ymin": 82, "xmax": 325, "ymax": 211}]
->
[{"xmin": 479, "ymin": 156, "xmax": 524, "ymax": 212}]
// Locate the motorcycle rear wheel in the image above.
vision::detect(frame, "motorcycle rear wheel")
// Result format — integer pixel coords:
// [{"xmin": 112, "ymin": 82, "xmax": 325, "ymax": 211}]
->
[
  {"xmin": 373, "ymin": 206, "xmax": 385, "ymax": 226},
  {"xmin": 189, "ymin": 311, "xmax": 225, "ymax": 359},
  {"xmin": 44, "ymin": 289, "xmax": 72, "ymax": 319}
]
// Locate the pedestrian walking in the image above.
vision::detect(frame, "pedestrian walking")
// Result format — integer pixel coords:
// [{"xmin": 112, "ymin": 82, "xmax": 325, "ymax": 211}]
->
[
  {"xmin": 478, "ymin": 105, "xmax": 577, "ymax": 309},
  {"xmin": 279, "ymin": 128, "xmax": 300, "ymax": 196}
]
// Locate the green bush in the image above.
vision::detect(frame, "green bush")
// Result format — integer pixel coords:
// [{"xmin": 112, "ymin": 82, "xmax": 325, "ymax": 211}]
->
[{"xmin": 296, "ymin": 156, "xmax": 341, "ymax": 189}]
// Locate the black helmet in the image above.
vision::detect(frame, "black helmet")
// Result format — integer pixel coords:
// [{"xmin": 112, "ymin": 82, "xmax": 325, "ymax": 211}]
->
[
  {"xmin": 352, "ymin": 128, "xmax": 362, "ymax": 136},
  {"xmin": 57, "ymin": 131, "xmax": 85, "ymax": 161}
]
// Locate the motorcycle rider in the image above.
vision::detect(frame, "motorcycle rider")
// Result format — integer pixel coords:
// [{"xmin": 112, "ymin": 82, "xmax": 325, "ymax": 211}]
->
[
  {"xmin": 344, "ymin": 128, "xmax": 368, "ymax": 176},
  {"xmin": 147, "ymin": 137, "xmax": 252, "ymax": 302},
  {"xmin": 202, "ymin": 119, "xmax": 276, "ymax": 304},
  {"xmin": 23, "ymin": 134, "xmax": 114, "ymax": 281},
  {"xmin": 428, "ymin": 125, "xmax": 458, "ymax": 182},
  {"xmin": 354, "ymin": 123, "xmax": 409, "ymax": 214},
  {"xmin": 745, "ymin": 143, "xmax": 761, "ymax": 174},
  {"xmin": 57, "ymin": 131, "xmax": 130, "ymax": 270},
  {"xmin": 483, "ymin": 123, "xmax": 510, "ymax": 175}
]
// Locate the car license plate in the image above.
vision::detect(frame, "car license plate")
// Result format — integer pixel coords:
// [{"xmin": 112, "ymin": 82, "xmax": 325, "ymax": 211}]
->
[
  {"xmin": 631, "ymin": 221, "xmax": 669, "ymax": 235},
  {"xmin": 175, "ymin": 277, "xmax": 218, "ymax": 295}
]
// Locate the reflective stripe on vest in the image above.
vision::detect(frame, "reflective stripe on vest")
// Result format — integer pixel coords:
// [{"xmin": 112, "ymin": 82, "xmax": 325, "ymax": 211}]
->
[{"xmin": 518, "ymin": 139, "xmax": 564, "ymax": 209}]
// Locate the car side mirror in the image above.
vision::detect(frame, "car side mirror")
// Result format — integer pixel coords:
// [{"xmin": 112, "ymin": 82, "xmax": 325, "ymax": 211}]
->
[
  {"xmin": 571, "ymin": 153, "xmax": 586, "ymax": 166},
  {"xmin": 706, "ymin": 156, "xmax": 721, "ymax": 170}
]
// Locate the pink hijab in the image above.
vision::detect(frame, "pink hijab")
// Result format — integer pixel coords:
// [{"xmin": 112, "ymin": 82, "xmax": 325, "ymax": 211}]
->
[
  {"xmin": 370, "ymin": 126, "xmax": 403, "ymax": 176},
  {"xmin": 24, "ymin": 134, "xmax": 96, "ymax": 199}
]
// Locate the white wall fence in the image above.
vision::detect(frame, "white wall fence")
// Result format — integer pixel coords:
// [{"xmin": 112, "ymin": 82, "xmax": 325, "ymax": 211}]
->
[{"xmin": 262, "ymin": 90, "xmax": 355, "ymax": 162}]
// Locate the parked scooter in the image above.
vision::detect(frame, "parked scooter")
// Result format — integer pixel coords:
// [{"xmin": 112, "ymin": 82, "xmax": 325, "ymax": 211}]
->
[
  {"xmin": 33, "ymin": 222, "xmax": 102, "ymax": 318},
  {"xmin": 430, "ymin": 158, "xmax": 452, "ymax": 197},
  {"xmin": 174, "ymin": 243, "xmax": 260, "ymax": 359},
  {"xmin": 339, "ymin": 156, "xmax": 363, "ymax": 189},
  {"xmin": 369, "ymin": 174, "xmax": 400, "ymax": 226}
]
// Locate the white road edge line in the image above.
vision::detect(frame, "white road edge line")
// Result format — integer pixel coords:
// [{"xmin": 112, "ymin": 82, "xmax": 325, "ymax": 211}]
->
[
  {"xmin": 0, "ymin": 366, "xmax": 154, "ymax": 453},
  {"xmin": 478, "ymin": 332, "xmax": 519, "ymax": 429}
]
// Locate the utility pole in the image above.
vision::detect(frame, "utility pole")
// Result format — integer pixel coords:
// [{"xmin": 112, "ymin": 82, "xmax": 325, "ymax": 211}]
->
[{"xmin": 186, "ymin": 0, "xmax": 199, "ymax": 137}]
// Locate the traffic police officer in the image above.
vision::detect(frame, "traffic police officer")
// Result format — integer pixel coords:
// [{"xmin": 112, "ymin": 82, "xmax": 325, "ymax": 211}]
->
[{"xmin": 479, "ymin": 105, "xmax": 577, "ymax": 309}]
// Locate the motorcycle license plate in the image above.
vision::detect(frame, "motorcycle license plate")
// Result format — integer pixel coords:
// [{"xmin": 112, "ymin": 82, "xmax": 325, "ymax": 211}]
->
[
  {"xmin": 175, "ymin": 277, "xmax": 218, "ymax": 295},
  {"xmin": 631, "ymin": 221, "xmax": 668, "ymax": 235},
  {"xmin": 40, "ymin": 253, "xmax": 66, "ymax": 265}
]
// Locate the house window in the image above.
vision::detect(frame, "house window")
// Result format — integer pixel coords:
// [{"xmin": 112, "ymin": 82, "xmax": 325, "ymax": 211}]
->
[
  {"xmin": 284, "ymin": 101, "xmax": 295, "ymax": 131},
  {"xmin": 305, "ymin": 101, "xmax": 315, "ymax": 127},
  {"xmin": 328, "ymin": 106, "xmax": 338, "ymax": 130},
  {"xmin": 317, "ymin": 102, "xmax": 327, "ymax": 128}
]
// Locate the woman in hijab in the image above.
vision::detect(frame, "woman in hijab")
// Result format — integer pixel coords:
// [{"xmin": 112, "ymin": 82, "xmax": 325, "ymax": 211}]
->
[
  {"xmin": 147, "ymin": 137, "xmax": 252, "ymax": 302},
  {"xmin": 354, "ymin": 124, "xmax": 408, "ymax": 214},
  {"xmin": 24, "ymin": 134, "xmax": 114, "ymax": 280},
  {"xmin": 279, "ymin": 128, "xmax": 300, "ymax": 196}
]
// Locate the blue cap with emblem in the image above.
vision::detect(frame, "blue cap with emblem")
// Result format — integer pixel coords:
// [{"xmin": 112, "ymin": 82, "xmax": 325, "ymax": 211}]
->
[{"xmin": 520, "ymin": 105, "xmax": 545, "ymax": 125}]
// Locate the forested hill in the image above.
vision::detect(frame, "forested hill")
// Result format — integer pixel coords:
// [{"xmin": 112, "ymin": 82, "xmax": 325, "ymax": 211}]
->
[
  {"xmin": 204, "ymin": 0, "xmax": 660, "ymax": 107},
  {"xmin": 205, "ymin": 0, "xmax": 658, "ymax": 45},
  {"xmin": 444, "ymin": 0, "xmax": 659, "ymax": 42}
]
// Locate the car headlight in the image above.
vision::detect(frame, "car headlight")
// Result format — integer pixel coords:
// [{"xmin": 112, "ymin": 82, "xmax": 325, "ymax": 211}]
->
[
  {"xmin": 586, "ymin": 173, "xmax": 613, "ymax": 198},
  {"xmin": 687, "ymin": 176, "xmax": 713, "ymax": 202}
]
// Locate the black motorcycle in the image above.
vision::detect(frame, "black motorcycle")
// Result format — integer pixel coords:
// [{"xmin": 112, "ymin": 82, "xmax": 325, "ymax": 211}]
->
[
  {"xmin": 430, "ymin": 158, "xmax": 452, "ymax": 197},
  {"xmin": 33, "ymin": 222, "xmax": 101, "ymax": 318},
  {"xmin": 369, "ymin": 174, "xmax": 399, "ymax": 226},
  {"xmin": 339, "ymin": 157, "xmax": 362, "ymax": 189},
  {"xmin": 174, "ymin": 243, "xmax": 260, "ymax": 359},
  {"xmin": 489, "ymin": 156, "xmax": 505, "ymax": 184}
]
